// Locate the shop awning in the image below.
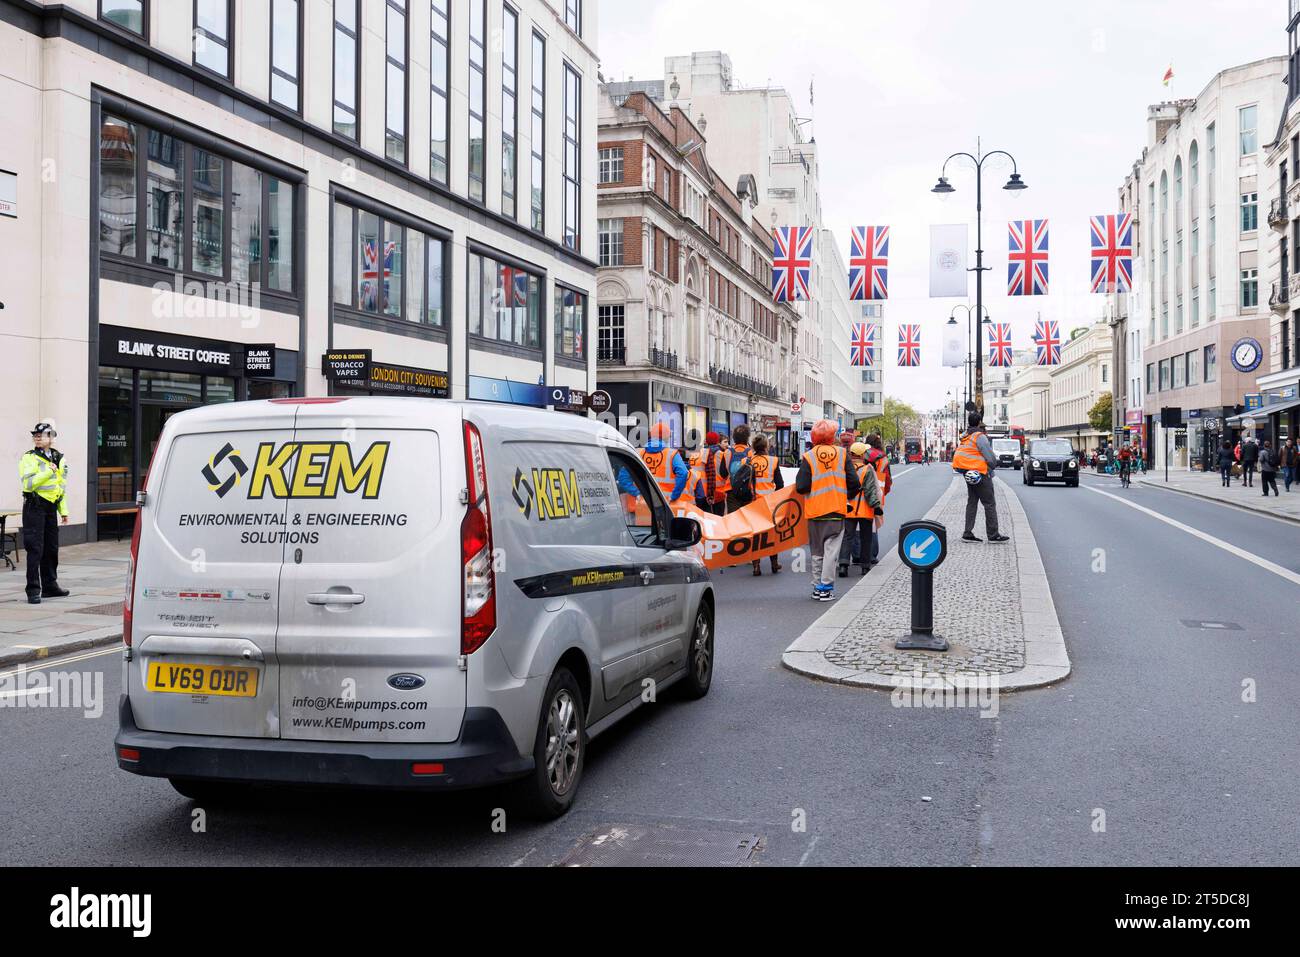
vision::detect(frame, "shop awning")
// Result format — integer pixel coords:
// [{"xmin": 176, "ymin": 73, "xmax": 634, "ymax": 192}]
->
[{"xmin": 1226, "ymin": 398, "xmax": 1300, "ymax": 425}]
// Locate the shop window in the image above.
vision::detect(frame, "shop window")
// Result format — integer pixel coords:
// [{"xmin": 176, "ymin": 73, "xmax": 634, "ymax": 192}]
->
[
  {"xmin": 191, "ymin": 150, "xmax": 225, "ymax": 276},
  {"xmin": 333, "ymin": 199, "xmax": 446, "ymax": 326},
  {"xmin": 467, "ymin": 251, "xmax": 542, "ymax": 349},
  {"xmin": 145, "ymin": 130, "xmax": 183, "ymax": 269},
  {"xmin": 231, "ymin": 163, "xmax": 262, "ymax": 284},
  {"xmin": 266, "ymin": 178, "xmax": 293, "ymax": 292}
]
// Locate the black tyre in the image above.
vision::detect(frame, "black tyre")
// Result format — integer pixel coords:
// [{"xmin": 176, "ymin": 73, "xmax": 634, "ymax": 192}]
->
[
  {"xmin": 1025, "ymin": 474, "xmax": 1034, "ymax": 487},
  {"xmin": 516, "ymin": 667, "xmax": 586, "ymax": 819},
  {"xmin": 168, "ymin": 777, "xmax": 249, "ymax": 803},
  {"xmin": 678, "ymin": 602, "xmax": 715, "ymax": 700}
]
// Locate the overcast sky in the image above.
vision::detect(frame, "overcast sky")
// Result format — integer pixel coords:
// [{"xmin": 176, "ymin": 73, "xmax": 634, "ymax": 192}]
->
[{"xmin": 598, "ymin": 0, "xmax": 1287, "ymax": 412}]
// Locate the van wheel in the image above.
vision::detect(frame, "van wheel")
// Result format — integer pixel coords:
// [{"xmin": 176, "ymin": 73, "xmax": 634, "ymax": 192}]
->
[
  {"xmin": 168, "ymin": 777, "xmax": 247, "ymax": 803},
  {"xmin": 516, "ymin": 668, "xmax": 586, "ymax": 819},
  {"xmin": 678, "ymin": 604, "xmax": 714, "ymax": 700}
]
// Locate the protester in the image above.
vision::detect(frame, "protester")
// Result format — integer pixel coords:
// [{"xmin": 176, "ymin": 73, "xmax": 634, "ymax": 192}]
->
[
  {"xmin": 699, "ymin": 431, "xmax": 729, "ymax": 515},
  {"xmin": 1259, "ymin": 439, "xmax": 1280, "ymax": 497},
  {"xmin": 865, "ymin": 433, "xmax": 892, "ymax": 565},
  {"xmin": 1216, "ymin": 438, "xmax": 1235, "ymax": 488},
  {"xmin": 1281, "ymin": 437, "xmax": 1299, "ymax": 492},
  {"xmin": 749, "ymin": 434, "xmax": 784, "ymax": 576},
  {"xmin": 838, "ymin": 441, "xmax": 883, "ymax": 577},
  {"xmin": 640, "ymin": 421, "xmax": 689, "ymax": 503},
  {"xmin": 797, "ymin": 419, "xmax": 874, "ymax": 601},
  {"xmin": 721, "ymin": 425, "xmax": 755, "ymax": 515}
]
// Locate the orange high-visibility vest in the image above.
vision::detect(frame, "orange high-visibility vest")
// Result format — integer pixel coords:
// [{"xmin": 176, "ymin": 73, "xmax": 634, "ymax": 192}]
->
[
  {"xmin": 684, "ymin": 459, "xmax": 703, "ymax": 499},
  {"xmin": 951, "ymin": 432, "xmax": 988, "ymax": 474},
  {"xmin": 872, "ymin": 454, "xmax": 890, "ymax": 502},
  {"xmin": 641, "ymin": 447, "xmax": 681, "ymax": 497},
  {"xmin": 752, "ymin": 454, "xmax": 777, "ymax": 494},
  {"xmin": 801, "ymin": 445, "xmax": 848, "ymax": 519},
  {"xmin": 846, "ymin": 463, "xmax": 874, "ymax": 518}
]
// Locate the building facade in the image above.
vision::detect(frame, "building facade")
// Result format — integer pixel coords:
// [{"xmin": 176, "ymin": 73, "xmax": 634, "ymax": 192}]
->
[
  {"xmin": 1046, "ymin": 323, "xmax": 1113, "ymax": 453},
  {"xmin": 593, "ymin": 87, "xmax": 796, "ymax": 453},
  {"xmin": 1, "ymin": 0, "xmax": 600, "ymax": 542},
  {"xmin": 858, "ymin": 303, "xmax": 885, "ymax": 422},
  {"xmin": 1008, "ymin": 361, "xmax": 1052, "ymax": 436},
  {"xmin": 819, "ymin": 228, "xmax": 863, "ymax": 428},
  {"xmin": 1131, "ymin": 59, "xmax": 1286, "ymax": 470}
]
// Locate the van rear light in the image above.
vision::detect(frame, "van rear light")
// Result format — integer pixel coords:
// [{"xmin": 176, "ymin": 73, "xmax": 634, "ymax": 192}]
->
[
  {"xmin": 123, "ymin": 443, "xmax": 157, "ymax": 651},
  {"xmin": 118, "ymin": 747, "xmax": 140, "ymax": 762},
  {"xmin": 461, "ymin": 421, "xmax": 495, "ymax": 655},
  {"xmin": 411, "ymin": 762, "xmax": 445, "ymax": 776}
]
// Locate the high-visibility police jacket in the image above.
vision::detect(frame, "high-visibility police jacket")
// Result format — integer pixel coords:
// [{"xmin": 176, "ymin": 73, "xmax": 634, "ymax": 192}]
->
[
  {"xmin": 751, "ymin": 453, "xmax": 778, "ymax": 495},
  {"xmin": 19, "ymin": 448, "xmax": 68, "ymax": 517},
  {"xmin": 641, "ymin": 446, "xmax": 686, "ymax": 500},
  {"xmin": 799, "ymin": 445, "xmax": 850, "ymax": 519},
  {"xmin": 951, "ymin": 432, "xmax": 989, "ymax": 474}
]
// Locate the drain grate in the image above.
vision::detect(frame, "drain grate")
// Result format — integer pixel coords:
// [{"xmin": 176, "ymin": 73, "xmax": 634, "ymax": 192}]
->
[
  {"xmin": 558, "ymin": 823, "xmax": 765, "ymax": 867},
  {"xmin": 74, "ymin": 602, "xmax": 125, "ymax": 616},
  {"xmin": 1180, "ymin": 620, "xmax": 1243, "ymax": 631}
]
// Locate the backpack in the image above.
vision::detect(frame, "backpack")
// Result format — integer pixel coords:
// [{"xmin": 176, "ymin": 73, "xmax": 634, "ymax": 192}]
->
[{"xmin": 727, "ymin": 447, "xmax": 755, "ymax": 506}]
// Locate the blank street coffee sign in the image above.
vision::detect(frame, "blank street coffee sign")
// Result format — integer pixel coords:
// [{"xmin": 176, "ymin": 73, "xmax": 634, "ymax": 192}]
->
[{"xmin": 244, "ymin": 344, "xmax": 276, "ymax": 378}]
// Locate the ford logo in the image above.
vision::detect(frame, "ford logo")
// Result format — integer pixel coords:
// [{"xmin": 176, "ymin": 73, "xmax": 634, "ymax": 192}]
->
[{"xmin": 387, "ymin": 673, "xmax": 426, "ymax": 691}]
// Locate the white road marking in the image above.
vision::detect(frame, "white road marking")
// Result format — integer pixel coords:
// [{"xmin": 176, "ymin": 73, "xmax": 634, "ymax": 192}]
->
[
  {"xmin": 1084, "ymin": 485, "xmax": 1300, "ymax": 588},
  {"xmin": 0, "ymin": 686, "xmax": 53, "ymax": 700},
  {"xmin": 0, "ymin": 645, "xmax": 119, "ymax": 681},
  {"xmin": 798, "ymin": 834, "xmax": 821, "ymax": 867},
  {"xmin": 891, "ymin": 467, "xmax": 916, "ymax": 480}
]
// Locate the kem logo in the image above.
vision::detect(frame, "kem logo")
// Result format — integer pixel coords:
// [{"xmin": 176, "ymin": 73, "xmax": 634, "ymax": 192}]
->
[
  {"xmin": 245, "ymin": 441, "xmax": 390, "ymax": 499},
  {"xmin": 512, "ymin": 466, "xmax": 582, "ymax": 521},
  {"xmin": 202, "ymin": 443, "xmax": 249, "ymax": 498}
]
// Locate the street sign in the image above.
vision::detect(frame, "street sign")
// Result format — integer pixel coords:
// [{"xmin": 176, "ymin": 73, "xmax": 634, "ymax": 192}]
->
[
  {"xmin": 546, "ymin": 385, "xmax": 588, "ymax": 412},
  {"xmin": 1244, "ymin": 393, "xmax": 1264, "ymax": 411},
  {"xmin": 899, "ymin": 523, "xmax": 946, "ymax": 571},
  {"xmin": 587, "ymin": 390, "xmax": 612, "ymax": 414},
  {"xmin": 895, "ymin": 520, "xmax": 949, "ymax": 652}
]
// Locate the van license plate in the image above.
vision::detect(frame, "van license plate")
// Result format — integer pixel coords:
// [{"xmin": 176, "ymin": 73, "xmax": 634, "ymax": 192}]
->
[{"xmin": 146, "ymin": 662, "xmax": 258, "ymax": 697}]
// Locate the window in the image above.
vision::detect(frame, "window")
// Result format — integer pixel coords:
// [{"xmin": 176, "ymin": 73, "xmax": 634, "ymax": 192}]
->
[
  {"xmin": 1101, "ymin": 364, "xmax": 1109, "ymax": 384},
  {"xmin": 1173, "ymin": 354, "xmax": 1186, "ymax": 389},
  {"xmin": 1159, "ymin": 359, "xmax": 1170, "ymax": 391},
  {"xmin": 270, "ymin": 0, "xmax": 301, "ymax": 111},
  {"xmin": 193, "ymin": 0, "xmax": 232, "ymax": 79},
  {"xmin": 563, "ymin": 64, "xmax": 581, "ymax": 250},
  {"xmin": 1187, "ymin": 348, "xmax": 1200, "ymax": 384},
  {"xmin": 1191, "ymin": 287, "xmax": 1199, "ymax": 328},
  {"xmin": 1204, "ymin": 343, "xmax": 1217, "ymax": 382},
  {"xmin": 101, "ymin": 0, "xmax": 145, "ymax": 36},
  {"xmin": 1241, "ymin": 267, "xmax": 1259, "ymax": 308},
  {"xmin": 1241, "ymin": 192, "xmax": 1258, "ymax": 232},
  {"xmin": 467, "ymin": 0, "xmax": 486, "ymax": 202},
  {"xmin": 598, "ymin": 305, "xmax": 625, "ymax": 360},
  {"xmin": 467, "ymin": 251, "xmax": 541, "ymax": 348},
  {"xmin": 1239, "ymin": 104, "xmax": 1258, "ymax": 156},
  {"xmin": 501, "ymin": 5, "xmax": 518, "ymax": 218},
  {"xmin": 1146, "ymin": 363, "xmax": 1155, "ymax": 394},
  {"xmin": 100, "ymin": 114, "xmax": 296, "ymax": 291},
  {"xmin": 385, "ymin": 0, "xmax": 407, "ymax": 164},
  {"xmin": 565, "ymin": 0, "xmax": 581, "ymax": 35},
  {"xmin": 530, "ymin": 32, "xmax": 545, "ymax": 232},
  {"xmin": 555, "ymin": 287, "xmax": 586, "ymax": 360},
  {"xmin": 598, "ymin": 218, "xmax": 623, "ymax": 266},
  {"xmin": 333, "ymin": 0, "xmax": 360, "ymax": 140},
  {"xmin": 429, "ymin": 0, "xmax": 450, "ymax": 184},
  {"xmin": 599, "ymin": 148, "xmax": 624, "ymax": 184},
  {"xmin": 332, "ymin": 200, "xmax": 445, "ymax": 325}
]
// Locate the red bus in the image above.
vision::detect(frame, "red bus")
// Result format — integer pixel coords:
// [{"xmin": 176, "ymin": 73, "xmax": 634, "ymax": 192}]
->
[{"xmin": 904, "ymin": 435, "xmax": 923, "ymax": 463}]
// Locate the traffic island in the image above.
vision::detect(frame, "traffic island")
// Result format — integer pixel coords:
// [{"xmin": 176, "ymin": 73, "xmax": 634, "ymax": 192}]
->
[{"xmin": 782, "ymin": 475, "xmax": 1070, "ymax": 692}]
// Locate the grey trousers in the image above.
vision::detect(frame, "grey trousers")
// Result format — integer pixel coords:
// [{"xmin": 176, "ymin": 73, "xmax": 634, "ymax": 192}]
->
[
  {"xmin": 808, "ymin": 518, "xmax": 845, "ymax": 586},
  {"xmin": 964, "ymin": 476, "xmax": 1000, "ymax": 536}
]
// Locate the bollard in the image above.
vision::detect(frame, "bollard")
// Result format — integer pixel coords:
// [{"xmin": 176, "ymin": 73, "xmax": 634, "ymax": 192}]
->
[{"xmin": 894, "ymin": 520, "xmax": 949, "ymax": 652}]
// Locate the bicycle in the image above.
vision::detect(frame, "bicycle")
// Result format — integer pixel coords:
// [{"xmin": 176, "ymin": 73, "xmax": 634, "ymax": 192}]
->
[{"xmin": 1119, "ymin": 461, "xmax": 1132, "ymax": 488}]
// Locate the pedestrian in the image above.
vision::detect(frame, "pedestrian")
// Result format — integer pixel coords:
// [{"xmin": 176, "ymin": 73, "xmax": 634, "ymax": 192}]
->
[
  {"xmin": 838, "ymin": 441, "xmax": 883, "ymax": 577},
  {"xmin": 1241, "ymin": 435, "xmax": 1259, "ymax": 487},
  {"xmin": 1216, "ymin": 438, "xmax": 1235, "ymax": 488},
  {"xmin": 700, "ymin": 431, "xmax": 728, "ymax": 515},
  {"xmin": 865, "ymin": 433, "xmax": 892, "ymax": 565},
  {"xmin": 952, "ymin": 412, "xmax": 1009, "ymax": 543},
  {"xmin": 1281, "ymin": 437, "xmax": 1299, "ymax": 492},
  {"xmin": 749, "ymin": 434, "xmax": 784, "ymax": 576},
  {"xmin": 19, "ymin": 422, "xmax": 70, "ymax": 604},
  {"xmin": 640, "ymin": 421, "xmax": 689, "ymax": 504},
  {"xmin": 1259, "ymin": 440, "xmax": 1280, "ymax": 497},
  {"xmin": 721, "ymin": 424, "xmax": 754, "ymax": 515},
  {"xmin": 796, "ymin": 419, "xmax": 870, "ymax": 602}
]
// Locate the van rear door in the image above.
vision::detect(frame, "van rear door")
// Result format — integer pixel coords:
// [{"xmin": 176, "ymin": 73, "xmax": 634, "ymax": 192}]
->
[
  {"xmin": 276, "ymin": 403, "xmax": 466, "ymax": 744},
  {"xmin": 128, "ymin": 408, "xmax": 293, "ymax": 739}
]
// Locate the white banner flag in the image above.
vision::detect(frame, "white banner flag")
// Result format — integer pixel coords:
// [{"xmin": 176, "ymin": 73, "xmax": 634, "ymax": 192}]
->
[
  {"xmin": 929, "ymin": 224, "xmax": 968, "ymax": 298},
  {"xmin": 942, "ymin": 322, "xmax": 966, "ymax": 367}
]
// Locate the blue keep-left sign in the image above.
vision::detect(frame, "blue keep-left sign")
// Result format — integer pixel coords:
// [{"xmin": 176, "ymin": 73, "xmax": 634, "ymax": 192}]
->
[{"xmin": 898, "ymin": 520, "xmax": 948, "ymax": 571}]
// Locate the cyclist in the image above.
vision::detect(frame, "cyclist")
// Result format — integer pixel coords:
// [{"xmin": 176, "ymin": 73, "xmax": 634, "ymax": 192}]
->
[{"xmin": 1117, "ymin": 443, "xmax": 1133, "ymax": 488}]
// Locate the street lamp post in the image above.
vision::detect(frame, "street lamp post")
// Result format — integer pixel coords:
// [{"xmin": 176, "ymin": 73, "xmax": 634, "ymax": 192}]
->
[{"xmin": 933, "ymin": 144, "xmax": 1027, "ymax": 416}]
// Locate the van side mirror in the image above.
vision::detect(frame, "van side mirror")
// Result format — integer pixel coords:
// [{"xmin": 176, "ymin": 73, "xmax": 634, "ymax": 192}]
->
[{"xmin": 666, "ymin": 516, "xmax": 702, "ymax": 550}]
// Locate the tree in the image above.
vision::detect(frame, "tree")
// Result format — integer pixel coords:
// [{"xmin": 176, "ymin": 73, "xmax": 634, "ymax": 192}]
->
[
  {"xmin": 1088, "ymin": 393, "xmax": 1113, "ymax": 434},
  {"xmin": 856, "ymin": 397, "xmax": 923, "ymax": 447}
]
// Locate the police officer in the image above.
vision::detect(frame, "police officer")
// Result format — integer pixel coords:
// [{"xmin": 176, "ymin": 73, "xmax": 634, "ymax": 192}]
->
[
  {"xmin": 952, "ymin": 412, "xmax": 1009, "ymax": 544},
  {"xmin": 19, "ymin": 423, "xmax": 70, "ymax": 604}
]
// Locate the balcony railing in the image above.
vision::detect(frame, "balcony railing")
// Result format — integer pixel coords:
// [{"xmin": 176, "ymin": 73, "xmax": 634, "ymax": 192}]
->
[
  {"xmin": 1271, "ymin": 280, "xmax": 1290, "ymax": 313},
  {"xmin": 597, "ymin": 345, "xmax": 626, "ymax": 365},
  {"xmin": 708, "ymin": 365, "xmax": 779, "ymax": 400},
  {"xmin": 1269, "ymin": 196, "xmax": 1288, "ymax": 230},
  {"xmin": 649, "ymin": 348, "xmax": 678, "ymax": 372}
]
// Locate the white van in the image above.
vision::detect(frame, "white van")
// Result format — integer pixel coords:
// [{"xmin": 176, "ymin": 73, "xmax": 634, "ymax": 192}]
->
[{"xmin": 114, "ymin": 397, "xmax": 714, "ymax": 817}]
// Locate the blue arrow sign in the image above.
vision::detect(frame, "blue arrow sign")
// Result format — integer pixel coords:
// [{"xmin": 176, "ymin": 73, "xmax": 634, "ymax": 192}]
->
[{"xmin": 902, "ymin": 528, "xmax": 942, "ymax": 569}]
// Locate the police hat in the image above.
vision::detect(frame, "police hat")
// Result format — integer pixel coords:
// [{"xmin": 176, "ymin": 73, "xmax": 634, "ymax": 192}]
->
[{"xmin": 31, "ymin": 422, "xmax": 56, "ymax": 437}]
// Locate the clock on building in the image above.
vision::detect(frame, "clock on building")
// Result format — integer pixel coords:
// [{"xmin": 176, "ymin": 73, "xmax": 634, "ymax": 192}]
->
[{"xmin": 1230, "ymin": 337, "xmax": 1262, "ymax": 374}]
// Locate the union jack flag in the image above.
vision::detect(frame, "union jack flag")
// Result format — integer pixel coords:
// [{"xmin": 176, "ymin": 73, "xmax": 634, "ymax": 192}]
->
[
  {"xmin": 1008, "ymin": 219, "xmax": 1049, "ymax": 296},
  {"xmin": 898, "ymin": 324, "xmax": 921, "ymax": 367},
  {"xmin": 850, "ymin": 322, "xmax": 877, "ymax": 367},
  {"xmin": 772, "ymin": 226, "xmax": 814, "ymax": 302},
  {"xmin": 498, "ymin": 266, "xmax": 529, "ymax": 307},
  {"xmin": 361, "ymin": 240, "xmax": 396, "ymax": 312},
  {"xmin": 848, "ymin": 226, "xmax": 889, "ymax": 301},
  {"xmin": 1090, "ymin": 213, "xmax": 1134, "ymax": 293},
  {"xmin": 988, "ymin": 322, "xmax": 1014, "ymax": 367},
  {"xmin": 1033, "ymin": 318, "xmax": 1061, "ymax": 366}
]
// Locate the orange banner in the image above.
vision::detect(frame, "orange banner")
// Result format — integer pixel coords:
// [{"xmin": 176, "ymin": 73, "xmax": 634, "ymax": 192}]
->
[{"xmin": 672, "ymin": 487, "xmax": 809, "ymax": 569}]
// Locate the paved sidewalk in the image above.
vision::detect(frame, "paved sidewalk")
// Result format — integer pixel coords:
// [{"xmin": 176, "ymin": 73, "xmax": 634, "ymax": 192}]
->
[
  {"xmin": 0, "ymin": 540, "xmax": 129, "ymax": 667},
  {"xmin": 782, "ymin": 475, "xmax": 1070, "ymax": 692},
  {"xmin": 1134, "ymin": 468, "xmax": 1300, "ymax": 523}
]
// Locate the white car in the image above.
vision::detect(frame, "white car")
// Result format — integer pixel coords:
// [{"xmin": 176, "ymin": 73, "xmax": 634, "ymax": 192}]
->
[{"xmin": 115, "ymin": 397, "xmax": 714, "ymax": 817}]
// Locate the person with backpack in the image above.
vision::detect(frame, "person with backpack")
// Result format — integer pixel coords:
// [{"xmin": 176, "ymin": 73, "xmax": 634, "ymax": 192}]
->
[
  {"xmin": 721, "ymin": 424, "xmax": 754, "ymax": 515},
  {"xmin": 749, "ymin": 434, "xmax": 785, "ymax": 576},
  {"xmin": 838, "ymin": 441, "xmax": 883, "ymax": 577},
  {"xmin": 796, "ymin": 419, "xmax": 870, "ymax": 602},
  {"xmin": 699, "ymin": 431, "xmax": 729, "ymax": 515},
  {"xmin": 1259, "ymin": 439, "xmax": 1280, "ymax": 497}
]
